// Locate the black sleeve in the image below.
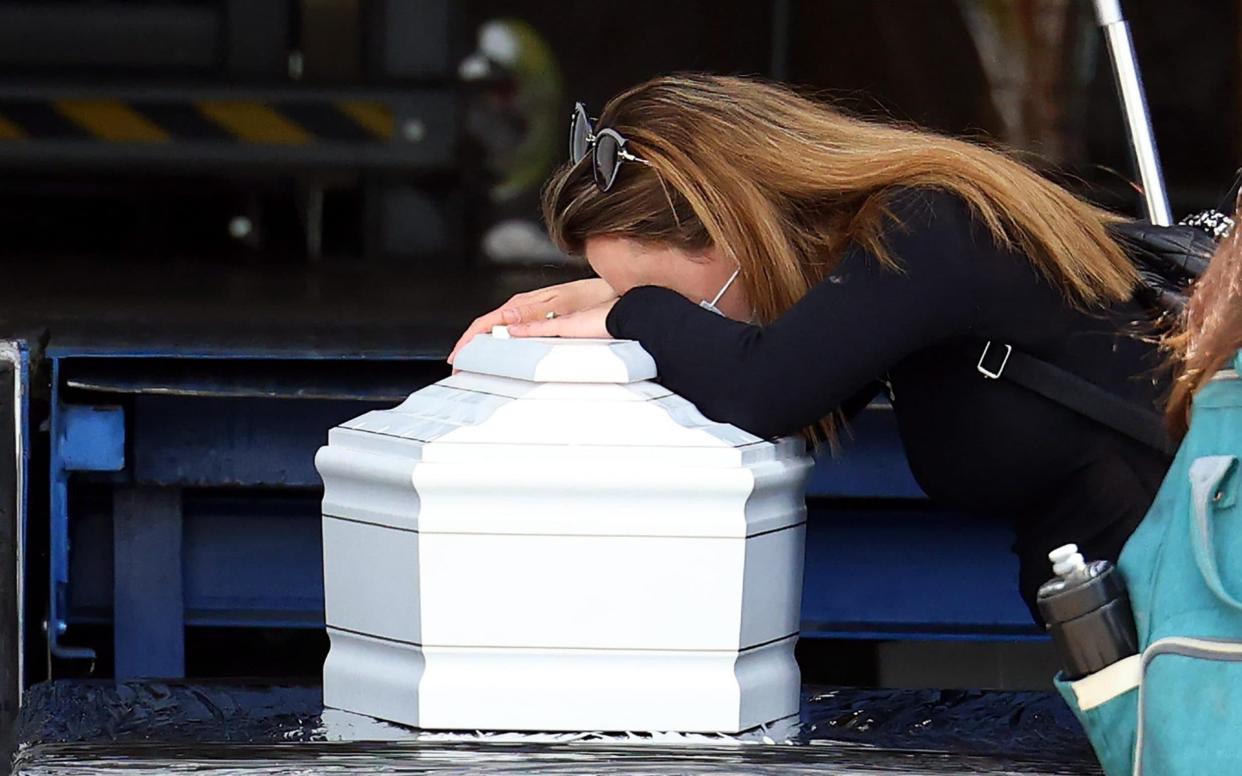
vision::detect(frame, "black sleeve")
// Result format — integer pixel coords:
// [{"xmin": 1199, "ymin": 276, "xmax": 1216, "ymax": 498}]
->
[{"xmin": 605, "ymin": 190, "xmax": 986, "ymax": 438}]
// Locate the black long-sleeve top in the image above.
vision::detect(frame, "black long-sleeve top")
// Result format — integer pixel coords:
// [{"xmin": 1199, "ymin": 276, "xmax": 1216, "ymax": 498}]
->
[{"xmin": 605, "ymin": 188, "xmax": 1172, "ymax": 618}]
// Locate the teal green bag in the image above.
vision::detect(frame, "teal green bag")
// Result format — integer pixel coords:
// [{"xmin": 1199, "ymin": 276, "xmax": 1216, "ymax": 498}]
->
[{"xmin": 1055, "ymin": 350, "xmax": 1242, "ymax": 775}]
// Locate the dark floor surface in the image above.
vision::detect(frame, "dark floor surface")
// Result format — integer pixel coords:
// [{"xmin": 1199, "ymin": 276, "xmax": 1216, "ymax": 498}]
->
[{"xmin": 10, "ymin": 680, "xmax": 1100, "ymax": 775}]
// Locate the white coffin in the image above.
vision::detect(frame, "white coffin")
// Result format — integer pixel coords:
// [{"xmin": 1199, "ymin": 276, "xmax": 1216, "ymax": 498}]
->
[{"xmin": 316, "ymin": 332, "xmax": 812, "ymax": 733}]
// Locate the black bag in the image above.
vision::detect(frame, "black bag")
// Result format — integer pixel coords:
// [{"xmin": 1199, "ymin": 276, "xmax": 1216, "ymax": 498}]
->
[
  {"xmin": 976, "ymin": 210, "xmax": 1232, "ymax": 456},
  {"xmin": 1114, "ymin": 209, "xmax": 1230, "ymax": 314}
]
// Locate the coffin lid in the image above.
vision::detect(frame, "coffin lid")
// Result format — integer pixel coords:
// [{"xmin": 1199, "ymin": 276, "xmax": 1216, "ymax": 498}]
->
[
  {"xmin": 320, "ymin": 333, "xmax": 813, "ymax": 537},
  {"xmin": 452, "ymin": 330, "xmax": 657, "ymax": 384},
  {"xmin": 337, "ymin": 333, "xmax": 801, "ymax": 455}
]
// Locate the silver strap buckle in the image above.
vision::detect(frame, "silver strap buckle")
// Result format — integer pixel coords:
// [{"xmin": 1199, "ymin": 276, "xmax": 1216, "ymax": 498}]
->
[{"xmin": 977, "ymin": 342, "xmax": 1012, "ymax": 380}]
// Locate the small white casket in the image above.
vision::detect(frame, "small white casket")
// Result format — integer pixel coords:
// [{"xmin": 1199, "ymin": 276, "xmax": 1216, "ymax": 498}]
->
[{"xmin": 316, "ymin": 331, "xmax": 812, "ymax": 733}]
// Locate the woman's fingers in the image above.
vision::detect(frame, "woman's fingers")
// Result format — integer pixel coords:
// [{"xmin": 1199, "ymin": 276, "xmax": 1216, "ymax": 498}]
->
[
  {"xmin": 508, "ymin": 299, "xmax": 617, "ymax": 340},
  {"xmin": 501, "ymin": 300, "xmax": 557, "ymax": 325},
  {"xmin": 447, "ymin": 280, "xmax": 615, "ymax": 364},
  {"xmin": 447, "ymin": 299, "xmax": 559, "ymax": 364},
  {"xmin": 447, "ymin": 313, "xmax": 502, "ymax": 365}
]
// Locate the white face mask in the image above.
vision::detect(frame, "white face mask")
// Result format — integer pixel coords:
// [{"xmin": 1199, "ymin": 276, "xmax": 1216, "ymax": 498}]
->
[{"xmin": 699, "ymin": 266, "xmax": 741, "ymax": 316}]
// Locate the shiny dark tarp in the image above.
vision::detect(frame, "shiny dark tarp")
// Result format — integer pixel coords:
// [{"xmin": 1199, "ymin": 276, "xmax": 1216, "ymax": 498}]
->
[{"xmin": 11, "ymin": 681, "xmax": 1100, "ymax": 775}]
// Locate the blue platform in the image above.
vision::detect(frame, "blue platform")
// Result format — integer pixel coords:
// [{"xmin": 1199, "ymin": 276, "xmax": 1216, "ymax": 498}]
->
[{"xmin": 45, "ymin": 344, "xmax": 1039, "ymax": 678}]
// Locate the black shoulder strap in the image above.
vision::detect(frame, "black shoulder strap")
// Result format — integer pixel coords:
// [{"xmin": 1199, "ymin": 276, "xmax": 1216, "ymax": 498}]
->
[{"xmin": 976, "ymin": 342, "xmax": 1175, "ymax": 456}]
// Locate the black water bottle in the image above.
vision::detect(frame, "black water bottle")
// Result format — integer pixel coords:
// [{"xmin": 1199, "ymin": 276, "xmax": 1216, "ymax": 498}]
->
[{"xmin": 1036, "ymin": 544, "xmax": 1139, "ymax": 680}]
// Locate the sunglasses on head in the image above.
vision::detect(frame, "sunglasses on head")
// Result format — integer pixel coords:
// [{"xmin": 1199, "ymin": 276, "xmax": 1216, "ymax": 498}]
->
[{"xmin": 569, "ymin": 102, "xmax": 650, "ymax": 192}]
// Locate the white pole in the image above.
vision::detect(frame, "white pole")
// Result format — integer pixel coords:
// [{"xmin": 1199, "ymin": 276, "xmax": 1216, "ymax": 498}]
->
[{"xmin": 1093, "ymin": 0, "xmax": 1172, "ymax": 225}]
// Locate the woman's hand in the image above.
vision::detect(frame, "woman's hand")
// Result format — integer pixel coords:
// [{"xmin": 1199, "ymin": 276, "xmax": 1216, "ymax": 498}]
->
[
  {"xmin": 447, "ymin": 278, "xmax": 616, "ymax": 365},
  {"xmin": 508, "ymin": 298, "xmax": 617, "ymax": 339}
]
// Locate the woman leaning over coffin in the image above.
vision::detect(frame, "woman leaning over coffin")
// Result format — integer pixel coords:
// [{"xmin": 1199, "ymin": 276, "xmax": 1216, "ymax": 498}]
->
[{"xmin": 448, "ymin": 73, "xmax": 1174, "ymax": 621}]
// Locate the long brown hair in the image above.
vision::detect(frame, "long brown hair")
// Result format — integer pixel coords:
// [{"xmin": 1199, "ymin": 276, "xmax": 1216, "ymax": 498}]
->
[
  {"xmin": 542, "ymin": 73, "xmax": 1140, "ymax": 440},
  {"xmin": 1166, "ymin": 202, "xmax": 1242, "ymax": 440}
]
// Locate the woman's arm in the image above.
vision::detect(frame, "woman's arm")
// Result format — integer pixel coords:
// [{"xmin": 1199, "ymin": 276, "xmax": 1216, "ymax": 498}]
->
[{"xmin": 605, "ymin": 190, "xmax": 987, "ymax": 438}]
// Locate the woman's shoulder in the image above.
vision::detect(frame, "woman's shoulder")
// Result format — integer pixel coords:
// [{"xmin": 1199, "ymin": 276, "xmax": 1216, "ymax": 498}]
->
[
  {"xmin": 883, "ymin": 186, "xmax": 977, "ymax": 231},
  {"xmin": 874, "ymin": 186, "xmax": 992, "ymax": 260},
  {"xmin": 852, "ymin": 186, "xmax": 1038, "ymax": 301}
]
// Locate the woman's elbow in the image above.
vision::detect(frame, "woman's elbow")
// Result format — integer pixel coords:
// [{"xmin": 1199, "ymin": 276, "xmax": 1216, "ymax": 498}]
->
[{"xmin": 693, "ymin": 393, "xmax": 795, "ymax": 440}]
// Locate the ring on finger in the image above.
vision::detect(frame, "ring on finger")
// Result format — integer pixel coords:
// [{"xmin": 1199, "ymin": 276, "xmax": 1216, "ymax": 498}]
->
[{"xmin": 545, "ymin": 311, "xmax": 558, "ymax": 320}]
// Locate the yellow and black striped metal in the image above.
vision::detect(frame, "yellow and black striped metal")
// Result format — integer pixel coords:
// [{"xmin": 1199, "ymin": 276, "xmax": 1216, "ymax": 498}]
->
[
  {"xmin": 0, "ymin": 89, "xmax": 455, "ymax": 170},
  {"xmin": 0, "ymin": 97, "xmax": 394, "ymax": 145}
]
